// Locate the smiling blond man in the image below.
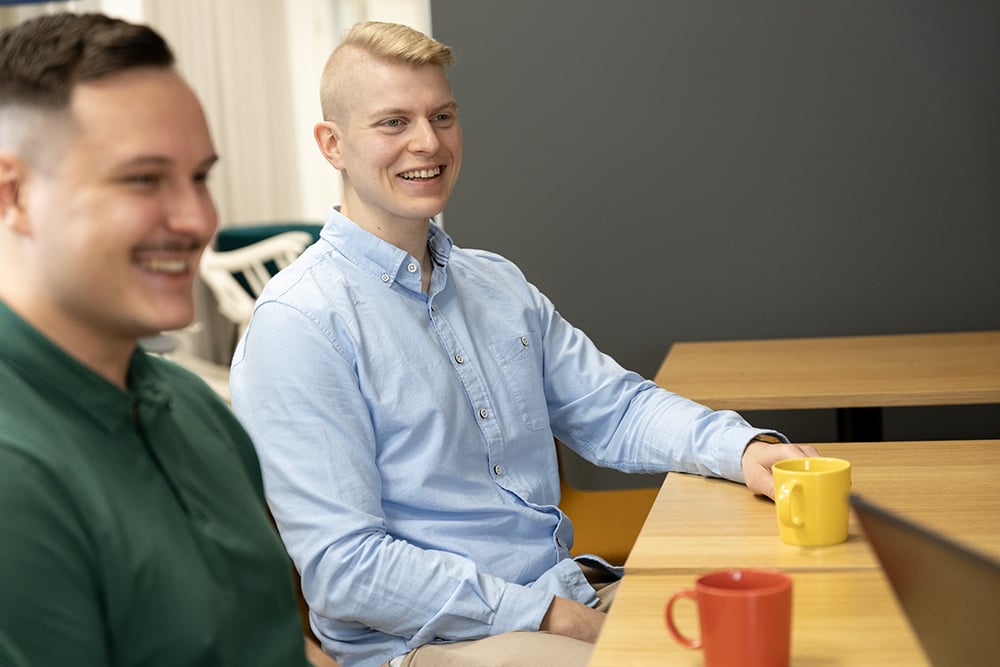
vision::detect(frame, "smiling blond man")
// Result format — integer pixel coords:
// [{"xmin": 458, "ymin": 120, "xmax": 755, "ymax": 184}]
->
[{"xmin": 231, "ymin": 21, "xmax": 817, "ymax": 667}]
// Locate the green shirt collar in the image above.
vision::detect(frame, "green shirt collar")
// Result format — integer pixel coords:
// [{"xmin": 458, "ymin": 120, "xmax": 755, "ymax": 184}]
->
[{"xmin": 0, "ymin": 301, "xmax": 172, "ymax": 434}]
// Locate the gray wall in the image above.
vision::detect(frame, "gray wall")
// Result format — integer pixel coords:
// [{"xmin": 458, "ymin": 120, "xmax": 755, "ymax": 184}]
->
[{"xmin": 431, "ymin": 1, "xmax": 1000, "ymax": 487}]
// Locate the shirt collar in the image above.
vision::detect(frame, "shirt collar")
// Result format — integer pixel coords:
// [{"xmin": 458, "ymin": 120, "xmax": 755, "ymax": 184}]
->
[
  {"xmin": 319, "ymin": 208, "xmax": 454, "ymax": 293},
  {"xmin": 0, "ymin": 300, "xmax": 173, "ymax": 434}
]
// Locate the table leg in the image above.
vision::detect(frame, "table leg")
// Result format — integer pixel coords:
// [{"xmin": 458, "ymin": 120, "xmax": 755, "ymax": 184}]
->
[{"xmin": 836, "ymin": 407, "xmax": 884, "ymax": 441}]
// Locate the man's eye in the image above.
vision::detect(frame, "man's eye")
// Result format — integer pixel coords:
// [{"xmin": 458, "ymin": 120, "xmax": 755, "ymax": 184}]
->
[
  {"xmin": 383, "ymin": 118, "xmax": 403, "ymax": 128},
  {"xmin": 125, "ymin": 174, "xmax": 162, "ymax": 188}
]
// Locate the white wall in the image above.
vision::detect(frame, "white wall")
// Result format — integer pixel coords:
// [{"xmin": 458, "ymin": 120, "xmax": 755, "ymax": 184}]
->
[
  {"xmin": 92, "ymin": 0, "xmax": 430, "ymax": 227},
  {"xmin": 286, "ymin": 0, "xmax": 433, "ymax": 223}
]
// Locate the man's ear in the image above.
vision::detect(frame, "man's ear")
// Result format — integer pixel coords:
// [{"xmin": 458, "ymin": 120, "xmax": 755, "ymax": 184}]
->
[
  {"xmin": 0, "ymin": 152, "xmax": 30, "ymax": 234},
  {"xmin": 313, "ymin": 121, "xmax": 345, "ymax": 170}
]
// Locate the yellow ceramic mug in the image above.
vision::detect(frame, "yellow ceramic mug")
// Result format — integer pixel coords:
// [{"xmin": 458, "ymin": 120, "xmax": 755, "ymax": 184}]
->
[{"xmin": 773, "ymin": 457, "xmax": 851, "ymax": 546}]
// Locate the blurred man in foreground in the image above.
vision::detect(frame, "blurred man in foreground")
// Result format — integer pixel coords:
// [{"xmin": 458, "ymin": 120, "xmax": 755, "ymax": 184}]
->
[{"xmin": 0, "ymin": 12, "xmax": 338, "ymax": 667}]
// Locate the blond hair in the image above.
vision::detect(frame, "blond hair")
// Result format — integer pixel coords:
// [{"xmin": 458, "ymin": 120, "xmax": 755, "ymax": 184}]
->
[{"xmin": 319, "ymin": 21, "xmax": 454, "ymax": 122}]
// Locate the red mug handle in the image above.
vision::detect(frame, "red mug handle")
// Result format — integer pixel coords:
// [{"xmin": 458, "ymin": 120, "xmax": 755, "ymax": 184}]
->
[{"xmin": 665, "ymin": 589, "xmax": 701, "ymax": 649}]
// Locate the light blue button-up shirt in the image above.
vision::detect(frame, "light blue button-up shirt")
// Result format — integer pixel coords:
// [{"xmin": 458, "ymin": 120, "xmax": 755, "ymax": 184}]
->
[{"xmin": 230, "ymin": 210, "xmax": 781, "ymax": 667}]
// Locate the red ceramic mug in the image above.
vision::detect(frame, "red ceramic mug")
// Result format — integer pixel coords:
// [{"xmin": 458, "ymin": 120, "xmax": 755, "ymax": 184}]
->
[{"xmin": 665, "ymin": 569, "xmax": 793, "ymax": 667}]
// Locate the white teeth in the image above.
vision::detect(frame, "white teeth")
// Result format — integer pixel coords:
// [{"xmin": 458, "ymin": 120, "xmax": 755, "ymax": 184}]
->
[
  {"xmin": 401, "ymin": 167, "xmax": 441, "ymax": 180},
  {"xmin": 140, "ymin": 258, "xmax": 188, "ymax": 274}
]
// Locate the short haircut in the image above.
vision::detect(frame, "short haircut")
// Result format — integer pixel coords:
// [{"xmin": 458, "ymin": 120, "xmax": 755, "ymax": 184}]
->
[
  {"xmin": 0, "ymin": 12, "xmax": 174, "ymax": 165},
  {"xmin": 0, "ymin": 12, "xmax": 174, "ymax": 109},
  {"xmin": 319, "ymin": 21, "xmax": 455, "ymax": 122}
]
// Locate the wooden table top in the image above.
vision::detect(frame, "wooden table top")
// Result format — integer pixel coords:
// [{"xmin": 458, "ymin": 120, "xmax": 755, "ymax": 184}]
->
[
  {"xmin": 624, "ymin": 440, "xmax": 1000, "ymax": 574},
  {"xmin": 652, "ymin": 331, "xmax": 1000, "ymax": 410},
  {"xmin": 587, "ymin": 570, "xmax": 927, "ymax": 667}
]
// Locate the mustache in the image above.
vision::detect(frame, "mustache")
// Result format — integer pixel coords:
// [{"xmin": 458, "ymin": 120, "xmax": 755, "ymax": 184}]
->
[{"xmin": 133, "ymin": 238, "xmax": 204, "ymax": 253}]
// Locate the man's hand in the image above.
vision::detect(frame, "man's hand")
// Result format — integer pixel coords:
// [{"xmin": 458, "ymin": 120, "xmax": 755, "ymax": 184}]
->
[
  {"xmin": 305, "ymin": 636, "xmax": 342, "ymax": 667},
  {"xmin": 741, "ymin": 439, "xmax": 821, "ymax": 499},
  {"xmin": 539, "ymin": 595, "xmax": 606, "ymax": 643}
]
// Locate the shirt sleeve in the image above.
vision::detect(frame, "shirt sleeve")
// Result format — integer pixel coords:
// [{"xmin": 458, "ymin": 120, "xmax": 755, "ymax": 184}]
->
[
  {"xmin": 230, "ymin": 302, "xmax": 556, "ymax": 646},
  {"xmin": 528, "ymin": 285, "xmax": 782, "ymax": 482},
  {"xmin": 0, "ymin": 447, "xmax": 109, "ymax": 666}
]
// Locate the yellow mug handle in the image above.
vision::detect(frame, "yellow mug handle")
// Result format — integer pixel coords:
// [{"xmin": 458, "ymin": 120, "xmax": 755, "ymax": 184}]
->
[{"xmin": 777, "ymin": 481, "xmax": 804, "ymax": 528}]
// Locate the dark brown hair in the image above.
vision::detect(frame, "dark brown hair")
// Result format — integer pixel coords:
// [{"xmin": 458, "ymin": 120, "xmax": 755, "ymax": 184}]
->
[{"xmin": 0, "ymin": 12, "xmax": 174, "ymax": 110}]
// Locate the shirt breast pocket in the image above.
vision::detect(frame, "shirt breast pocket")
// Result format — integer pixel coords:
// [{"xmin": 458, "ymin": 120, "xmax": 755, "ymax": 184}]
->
[{"xmin": 490, "ymin": 331, "xmax": 550, "ymax": 431}]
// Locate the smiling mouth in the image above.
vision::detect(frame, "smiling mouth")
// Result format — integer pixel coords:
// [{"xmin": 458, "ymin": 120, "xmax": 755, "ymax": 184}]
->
[
  {"xmin": 134, "ymin": 242, "xmax": 200, "ymax": 275},
  {"xmin": 137, "ymin": 257, "xmax": 190, "ymax": 274},
  {"xmin": 399, "ymin": 166, "xmax": 442, "ymax": 180}
]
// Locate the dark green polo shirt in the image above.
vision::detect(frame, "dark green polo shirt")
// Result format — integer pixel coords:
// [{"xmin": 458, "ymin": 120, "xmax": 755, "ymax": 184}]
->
[{"xmin": 0, "ymin": 302, "xmax": 310, "ymax": 667}]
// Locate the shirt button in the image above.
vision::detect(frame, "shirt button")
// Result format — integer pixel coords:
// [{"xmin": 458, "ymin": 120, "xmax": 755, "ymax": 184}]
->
[
  {"xmin": 407, "ymin": 263, "xmax": 418, "ymax": 273},
  {"xmin": 479, "ymin": 408, "xmax": 489, "ymax": 419},
  {"xmin": 493, "ymin": 464, "xmax": 503, "ymax": 476},
  {"xmin": 520, "ymin": 336, "xmax": 529, "ymax": 346},
  {"xmin": 380, "ymin": 273, "xmax": 390, "ymax": 283},
  {"xmin": 455, "ymin": 353, "xmax": 465, "ymax": 364}
]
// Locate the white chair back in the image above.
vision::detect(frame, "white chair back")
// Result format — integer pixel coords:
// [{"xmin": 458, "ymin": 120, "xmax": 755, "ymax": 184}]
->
[{"xmin": 199, "ymin": 230, "xmax": 314, "ymax": 336}]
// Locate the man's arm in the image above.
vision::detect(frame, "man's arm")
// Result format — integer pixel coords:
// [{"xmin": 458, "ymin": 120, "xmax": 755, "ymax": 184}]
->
[
  {"xmin": 539, "ymin": 596, "xmax": 606, "ymax": 643},
  {"xmin": 305, "ymin": 636, "xmax": 342, "ymax": 667},
  {"xmin": 534, "ymin": 297, "xmax": 787, "ymax": 483},
  {"xmin": 0, "ymin": 449, "xmax": 108, "ymax": 666}
]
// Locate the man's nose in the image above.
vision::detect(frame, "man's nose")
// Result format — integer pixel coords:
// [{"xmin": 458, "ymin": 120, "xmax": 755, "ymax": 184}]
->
[
  {"xmin": 409, "ymin": 119, "xmax": 441, "ymax": 154},
  {"xmin": 167, "ymin": 186, "xmax": 218, "ymax": 237}
]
